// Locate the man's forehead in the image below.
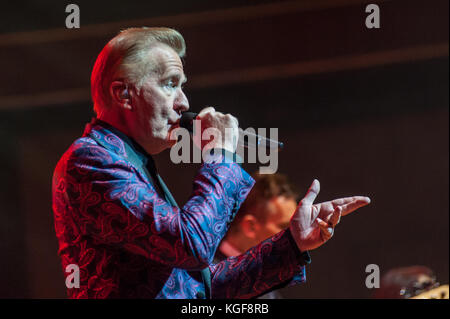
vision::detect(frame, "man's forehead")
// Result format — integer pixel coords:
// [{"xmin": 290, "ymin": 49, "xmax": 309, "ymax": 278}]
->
[{"xmin": 147, "ymin": 45, "xmax": 184, "ymax": 76}]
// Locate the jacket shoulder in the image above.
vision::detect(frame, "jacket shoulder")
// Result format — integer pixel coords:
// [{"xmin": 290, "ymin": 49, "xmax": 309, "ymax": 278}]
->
[{"xmin": 53, "ymin": 136, "xmax": 133, "ymax": 182}]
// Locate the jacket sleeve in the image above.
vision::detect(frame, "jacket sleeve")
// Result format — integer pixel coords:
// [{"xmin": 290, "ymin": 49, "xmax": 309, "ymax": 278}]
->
[
  {"xmin": 210, "ymin": 228, "xmax": 311, "ymax": 299},
  {"xmin": 52, "ymin": 143, "xmax": 254, "ymax": 270}
]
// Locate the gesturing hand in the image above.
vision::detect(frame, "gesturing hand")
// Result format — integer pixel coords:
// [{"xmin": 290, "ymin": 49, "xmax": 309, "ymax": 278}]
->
[{"xmin": 289, "ymin": 179, "xmax": 371, "ymax": 252}]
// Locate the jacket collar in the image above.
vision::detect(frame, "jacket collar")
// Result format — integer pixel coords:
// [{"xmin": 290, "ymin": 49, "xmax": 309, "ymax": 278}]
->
[{"xmin": 82, "ymin": 117, "xmax": 152, "ymax": 171}]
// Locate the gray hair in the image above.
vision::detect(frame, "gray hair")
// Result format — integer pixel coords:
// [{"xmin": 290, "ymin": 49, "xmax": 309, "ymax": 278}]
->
[{"xmin": 91, "ymin": 27, "xmax": 186, "ymax": 116}]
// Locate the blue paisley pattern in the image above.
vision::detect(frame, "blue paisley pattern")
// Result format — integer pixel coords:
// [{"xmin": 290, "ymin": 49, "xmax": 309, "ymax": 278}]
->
[{"xmin": 52, "ymin": 121, "xmax": 307, "ymax": 298}]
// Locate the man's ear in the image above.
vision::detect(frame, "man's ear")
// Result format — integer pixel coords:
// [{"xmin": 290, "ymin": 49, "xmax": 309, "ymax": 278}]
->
[
  {"xmin": 110, "ymin": 81, "xmax": 132, "ymax": 110},
  {"xmin": 240, "ymin": 214, "xmax": 260, "ymax": 239}
]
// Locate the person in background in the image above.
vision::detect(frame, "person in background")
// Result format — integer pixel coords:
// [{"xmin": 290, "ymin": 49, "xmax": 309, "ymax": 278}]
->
[{"xmin": 215, "ymin": 172, "xmax": 300, "ymax": 298}]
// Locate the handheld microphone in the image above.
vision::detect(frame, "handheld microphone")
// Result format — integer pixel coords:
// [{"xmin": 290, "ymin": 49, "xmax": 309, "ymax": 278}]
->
[{"xmin": 179, "ymin": 112, "xmax": 284, "ymax": 150}]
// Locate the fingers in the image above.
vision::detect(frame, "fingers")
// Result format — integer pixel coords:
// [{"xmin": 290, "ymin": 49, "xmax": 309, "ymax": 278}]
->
[
  {"xmin": 329, "ymin": 196, "xmax": 370, "ymax": 207},
  {"xmin": 316, "ymin": 217, "xmax": 333, "ymax": 241},
  {"xmin": 198, "ymin": 106, "xmax": 215, "ymax": 117},
  {"xmin": 339, "ymin": 197, "xmax": 371, "ymax": 216},
  {"xmin": 198, "ymin": 108, "xmax": 238, "ymax": 128},
  {"xmin": 195, "ymin": 107, "xmax": 240, "ymax": 153},
  {"xmin": 301, "ymin": 179, "xmax": 320, "ymax": 206},
  {"xmin": 316, "ymin": 217, "xmax": 328, "ymax": 229},
  {"xmin": 328, "ymin": 206, "xmax": 342, "ymax": 227},
  {"xmin": 225, "ymin": 113, "xmax": 239, "ymax": 128}
]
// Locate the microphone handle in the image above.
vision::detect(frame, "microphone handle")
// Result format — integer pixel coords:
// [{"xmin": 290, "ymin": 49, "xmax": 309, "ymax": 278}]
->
[
  {"xmin": 179, "ymin": 112, "xmax": 283, "ymax": 150},
  {"xmin": 238, "ymin": 128, "xmax": 283, "ymax": 150}
]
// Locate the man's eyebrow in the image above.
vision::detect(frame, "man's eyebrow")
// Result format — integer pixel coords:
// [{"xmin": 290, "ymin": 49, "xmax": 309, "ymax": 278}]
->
[{"xmin": 163, "ymin": 72, "xmax": 187, "ymax": 83}]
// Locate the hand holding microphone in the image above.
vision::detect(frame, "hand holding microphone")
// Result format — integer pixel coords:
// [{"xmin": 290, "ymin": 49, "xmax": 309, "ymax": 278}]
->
[
  {"xmin": 189, "ymin": 107, "xmax": 240, "ymax": 154},
  {"xmin": 180, "ymin": 108, "xmax": 284, "ymax": 153}
]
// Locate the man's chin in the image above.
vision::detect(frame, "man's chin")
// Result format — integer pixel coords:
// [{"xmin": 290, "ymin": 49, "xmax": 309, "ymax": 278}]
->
[{"xmin": 167, "ymin": 126, "xmax": 181, "ymax": 148}]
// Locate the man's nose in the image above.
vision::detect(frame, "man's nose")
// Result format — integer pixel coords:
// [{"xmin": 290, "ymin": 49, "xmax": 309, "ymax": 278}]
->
[{"xmin": 175, "ymin": 89, "xmax": 189, "ymax": 113}]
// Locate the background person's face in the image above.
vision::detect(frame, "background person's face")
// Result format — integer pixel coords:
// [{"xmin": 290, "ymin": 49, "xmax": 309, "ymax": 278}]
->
[
  {"xmin": 254, "ymin": 196, "xmax": 297, "ymax": 243},
  {"xmin": 132, "ymin": 45, "xmax": 189, "ymax": 154}
]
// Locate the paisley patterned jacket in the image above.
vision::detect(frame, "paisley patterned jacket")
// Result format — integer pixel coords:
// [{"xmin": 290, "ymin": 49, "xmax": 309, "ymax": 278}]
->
[{"xmin": 52, "ymin": 119, "xmax": 310, "ymax": 298}]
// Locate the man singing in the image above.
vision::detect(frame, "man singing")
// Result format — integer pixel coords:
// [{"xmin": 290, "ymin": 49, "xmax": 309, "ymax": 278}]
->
[{"xmin": 52, "ymin": 27, "xmax": 370, "ymax": 298}]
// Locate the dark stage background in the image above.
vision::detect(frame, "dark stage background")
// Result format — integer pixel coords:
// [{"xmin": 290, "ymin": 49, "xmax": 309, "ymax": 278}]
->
[{"xmin": 0, "ymin": 0, "xmax": 448, "ymax": 298}]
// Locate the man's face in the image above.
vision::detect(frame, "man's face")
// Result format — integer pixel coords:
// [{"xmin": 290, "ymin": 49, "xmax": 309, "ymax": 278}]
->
[
  {"xmin": 254, "ymin": 196, "xmax": 297, "ymax": 243},
  {"xmin": 131, "ymin": 45, "xmax": 189, "ymax": 154}
]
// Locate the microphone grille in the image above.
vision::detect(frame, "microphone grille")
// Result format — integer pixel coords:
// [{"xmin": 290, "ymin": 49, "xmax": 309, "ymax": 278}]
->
[{"xmin": 180, "ymin": 112, "xmax": 198, "ymax": 132}]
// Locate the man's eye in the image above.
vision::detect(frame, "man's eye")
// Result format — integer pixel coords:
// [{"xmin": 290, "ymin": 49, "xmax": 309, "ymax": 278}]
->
[{"xmin": 165, "ymin": 80, "xmax": 177, "ymax": 89}]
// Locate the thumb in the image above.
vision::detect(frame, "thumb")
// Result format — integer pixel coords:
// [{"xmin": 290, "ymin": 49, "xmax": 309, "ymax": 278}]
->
[
  {"xmin": 198, "ymin": 106, "xmax": 215, "ymax": 117},
  {"xmin": 301, "ymin": 179, "xmax": 320, "ymax": 205}
]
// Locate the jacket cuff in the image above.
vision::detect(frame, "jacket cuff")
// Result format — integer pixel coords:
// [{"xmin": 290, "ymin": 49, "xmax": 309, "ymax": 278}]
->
[{"xmin": 285, "ymin": 227, "xmax": 311, "ymax": 266}]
